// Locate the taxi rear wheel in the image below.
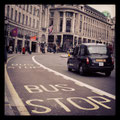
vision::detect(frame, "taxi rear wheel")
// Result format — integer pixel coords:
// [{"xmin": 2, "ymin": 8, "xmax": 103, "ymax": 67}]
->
[
  {"xmin": 105, "ymin": 71, "xmax": 111, "ymax": 77},
  {"xmin": 68, "ymin": 65, "xmax": 72, "ymax": 71},
  {"xmin": 68, "ymin": 67, "xmax": 72, "ymax": 71}
]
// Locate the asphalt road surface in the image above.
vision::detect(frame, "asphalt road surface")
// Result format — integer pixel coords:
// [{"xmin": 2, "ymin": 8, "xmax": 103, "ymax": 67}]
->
[{"xmin": 5, "ymin": 53, "xmax": 116, "ymax": 116}]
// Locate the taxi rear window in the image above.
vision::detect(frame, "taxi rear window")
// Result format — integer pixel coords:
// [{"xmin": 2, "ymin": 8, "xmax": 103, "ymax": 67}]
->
[{"xmin": 88, "ymin": 46, "xmax": 107, "ymax": 55}]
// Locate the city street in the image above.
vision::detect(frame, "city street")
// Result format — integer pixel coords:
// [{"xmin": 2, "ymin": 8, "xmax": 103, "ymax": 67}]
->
[{"xmin": 5, "ymin": 53, "xmax": 116, "ymax": 116}]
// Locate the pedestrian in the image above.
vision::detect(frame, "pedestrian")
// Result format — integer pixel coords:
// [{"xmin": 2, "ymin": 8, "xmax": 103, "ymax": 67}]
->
[
  {"xmin": 15, "ymin": 46, "xmax": 18, "ymax": 53},
  {"xmin": 108, "ymin": 44, "xmax": 113, "ymax": 54},
  {"xmin": 53, "ymin": 44, "xmax": 56, "ymax": 53},
  {"xmin": 41, "ymin": 43, "xmax": 45, "ymax": 53},
  {"xmin": 19, "ymin": 47, "xmax": 22, "ymax": 54},
  {"xmin": 9, "ymin": 46, "xmax": 13, "ymax": 54},
  {"xmin": 22, "ymin": 47, "xmax": 25, "ymax": 54}
]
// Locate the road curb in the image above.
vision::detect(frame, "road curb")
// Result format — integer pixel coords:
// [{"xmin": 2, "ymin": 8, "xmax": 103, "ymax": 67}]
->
[
  {"xmin": 5, "ymin": 58, "xmax": 30, "ymax": 115},
  {"xmin": 5, "ymin": 86, "xmax": 15, "ymax": 115},
  {"xmin": 60, "ymin": 54, "xmax": 68, "ymax": 58}
]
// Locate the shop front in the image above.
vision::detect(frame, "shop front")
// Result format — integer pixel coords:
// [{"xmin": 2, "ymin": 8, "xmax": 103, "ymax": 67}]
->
[
  {"xmin": 63, "ymin": 35, "xmax": 73, "ymax": 52},
  {"xmin": 17, "ymin": 40, "xmax": 22, "ymax": 52},
  {"xmin": 32, "ymin": 41, "xmax": 36, "ymax": 52}
]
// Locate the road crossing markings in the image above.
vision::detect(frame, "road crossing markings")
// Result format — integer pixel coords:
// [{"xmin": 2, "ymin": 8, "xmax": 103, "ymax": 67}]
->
[{"xmin": 32, "ymin": 56, "xmax": 115, "ymax": 100}]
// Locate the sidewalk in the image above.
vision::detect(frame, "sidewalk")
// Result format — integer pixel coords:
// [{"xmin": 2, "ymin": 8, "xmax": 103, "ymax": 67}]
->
[
  {"xmin": 5, "ymin": 77, "xmax": 15, "ymax": 115},
  {"xmin": 5, "ymin": 88, "xmax": 15, "ymax": 115},
  {"xmin": 7, "ymin": 52, "xmax": 68, "ymax": 58}
]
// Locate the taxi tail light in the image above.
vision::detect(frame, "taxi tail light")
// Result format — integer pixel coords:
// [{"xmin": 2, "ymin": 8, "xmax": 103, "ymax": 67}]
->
[{"xmin": 86, "ymin": 58, "xmax": 89, "ymax": 64}]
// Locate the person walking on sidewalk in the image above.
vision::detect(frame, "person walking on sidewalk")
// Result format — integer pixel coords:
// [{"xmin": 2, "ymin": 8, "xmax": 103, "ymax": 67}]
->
[
  {"xmin": 53, "ymin": 44, "xmax": 56, "ymax": 53},
  {"xmin": 22, "ymin": 47, "xmax": 25, "ymax": 54},
  {"xmin": 15, "ymin": 46, "xmax": 18, "ymax": 53}
]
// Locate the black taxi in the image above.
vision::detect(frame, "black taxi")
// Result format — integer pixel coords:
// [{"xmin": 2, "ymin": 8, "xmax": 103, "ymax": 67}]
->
[{"xmin": 67, "ymin": 43, "xmax": 114, "ymax": 76}]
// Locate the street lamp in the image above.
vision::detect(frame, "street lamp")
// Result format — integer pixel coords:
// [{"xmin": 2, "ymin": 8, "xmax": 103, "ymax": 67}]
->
[{"xmin": 4, "ymin": 17, "xmax": 10, "ymax": 51}]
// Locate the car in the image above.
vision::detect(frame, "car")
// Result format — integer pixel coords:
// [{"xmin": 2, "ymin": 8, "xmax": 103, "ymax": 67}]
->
[
  {"xmin": 47, "ymin": 46, "xmax": 54, "ymax": 53},
  {"xmin": 67, "ymin": 43, "xmax": 114, "ymax": 77}
]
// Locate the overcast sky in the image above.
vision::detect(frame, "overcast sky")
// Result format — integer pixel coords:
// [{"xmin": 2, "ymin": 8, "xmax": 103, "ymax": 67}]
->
[{"xmin": 88, "ymin": 5, "xmax": 115, "ymax": 18}]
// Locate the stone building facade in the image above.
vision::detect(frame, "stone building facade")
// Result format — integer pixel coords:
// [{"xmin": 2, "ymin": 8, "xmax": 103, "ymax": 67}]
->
[
  {"xmin": 4, "ymin": 4, "xmax": 115, "ymax": 53},
  {"xmin": 4, "ymin": 4, "xmax": 49, "ymax": 53},
  {"xmin": 48, "ymin": 4, "xmax": 115, "ymax": 52}
]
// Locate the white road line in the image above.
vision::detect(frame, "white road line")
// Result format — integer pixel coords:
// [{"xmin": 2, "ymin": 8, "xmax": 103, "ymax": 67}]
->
[
  {"xmin": 5, "ymin": 56, "xmax": 30, "ymax": 115},
  {"xmin": 8, "ymin": 66, "xmax": 15, "ymax": 69},
  {"xmin": 32, "ymin": 56, "xmax": 115, "ymax": 100},
  {"xmin": 19, "ymin": 66, "xmax": 21, "ymax": 69}
]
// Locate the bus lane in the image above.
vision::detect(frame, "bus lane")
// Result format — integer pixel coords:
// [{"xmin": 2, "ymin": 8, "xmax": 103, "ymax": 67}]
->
[
  {"xmin": 23, "ymin": 69, "xmax": 115, "ymax": 115},
  {"xmin": 6, "ymin": 55, "xmax": 115, "ymax": 115}
]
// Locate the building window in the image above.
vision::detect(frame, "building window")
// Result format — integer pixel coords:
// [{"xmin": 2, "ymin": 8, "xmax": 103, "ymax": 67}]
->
[
  {"xmin": 66, "ymin": 19, "xmax": 71, "ymax": 32},
  {"xmin": 26, "ymin": 5, "xmax": 29, "ymax": 12},
  {"xmin": 23, "ymin": 5, "xmax": 25, "ymax": 10},
  {"xmin": 36, "ymin": 20, "xmax": 39, "ymax": 29},
  {"xmin": 42, "ymin": 12, "xmax": 45, "ymax": 27},
  {"xmin": 30, "ymin": 5, "xmax": 32, "ymax": 14},
  {"xmin": 22, "ymin": 14, "xmax": 25, "ymax": 25},
  {"xmin": 18, "ymin": 12, "xmax": 21, "ymax": 23},
  {"xmin": 78, "ymin": 38, "xmax": 82, "ymax": 44},
  {"xmin": 83, "ymin": 38, "xmax": 86, "ymax": 43},
  {"xmin": 15, "ymin": 10, "xmax": 17, "ymax": 22},
  {"xmin": 33, "ymin": 19, "xmax": 35, "ymax": 28},
  {"xmin": 88, "ymin": 39, "xmax": 91, "ymax": 43},
  {"xmin": 33, "ymin": 7, "xmax": 36, "ymax": 15},
  {"xmin": 59, "ymin": 18, "xmax": 63, "ymax": 32},
  {"xmin": 66, "ymin": 12, "xmax": 73, "ymax": 17},
  {"xmin": 60, "ymin": 12, "xmax": 63, "ymax": 17},
  {"xmin": 37, "ymin": 9, "xmax": 40, "ymax": 17},
  {"xmin": 11, "ymin": 8, "xmax": 13, "ymax": 20},
  {"xmin": 84, "ymin": 16, "xmax": 86, "ymax": 21},
  {"xmin": 7, "ymin": 6, "xmax": 10, "ymax": 18},
  {"xmin": 79, "ymin": 21, "xmax": 82, "ymax": 32},
  {"xmin": 26, "ymin": 16, "xmax": 28, "ymax": 25},
  {"xmin": 29, "ymin": 17, "xmax": 31, "ymax": 27},
  {"xmin": 80, "ymin": 15, "xmax": 82, "ymax": 21},
  {"xmin": 92, "ymin": 40, "xmax": 95, "ymax": 43},
  {"xmin": 49, "ymin": 18, "xmax": 53, "ymax": 26},
  {"xmin": 79, "ymin": 14, "xmax": 83, "ymax": 33},
  {"xmin": 51, "ymin": 5, "xmax": 55, "ymax": 8},
  {"xmin": 50, "ymin": 12, "xmax": 54, "ymax": 17}
]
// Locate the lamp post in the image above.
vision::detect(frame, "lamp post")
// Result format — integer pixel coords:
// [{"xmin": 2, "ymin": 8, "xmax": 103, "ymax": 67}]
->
[{"xmin": 4, "ymin": 17, "xmax": 10, "ymax": 51}]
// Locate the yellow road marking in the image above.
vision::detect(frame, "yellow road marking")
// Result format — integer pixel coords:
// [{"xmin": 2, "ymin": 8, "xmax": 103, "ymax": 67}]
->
[{"xmin": 5, "ymin": 56, "xmax": 30, "ymax": 115}]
